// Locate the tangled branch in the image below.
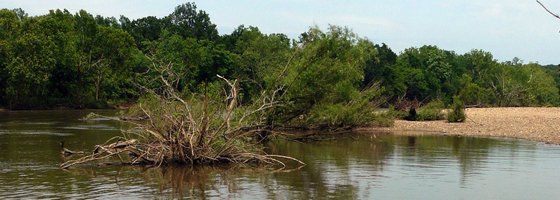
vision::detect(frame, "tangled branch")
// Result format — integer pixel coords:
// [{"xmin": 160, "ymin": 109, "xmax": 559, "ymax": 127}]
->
[
  {"xmin": 537, "ymin": 0, "xmax": 560, "ymax": 19},
  {"xmin": 61, "ymin": 58, "xmax": 305, "ymax": 170}
]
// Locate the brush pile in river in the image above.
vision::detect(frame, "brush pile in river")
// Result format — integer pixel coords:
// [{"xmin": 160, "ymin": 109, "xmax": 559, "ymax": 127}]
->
[{"xmin": 61, "ymin": 73, "xmax": 304, "ymax": 170}]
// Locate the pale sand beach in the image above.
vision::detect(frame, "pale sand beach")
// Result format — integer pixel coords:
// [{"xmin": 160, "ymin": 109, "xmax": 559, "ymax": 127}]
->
[{"xmin": 369, "ymin": 107, "xmax": 560, "ymax": 144}]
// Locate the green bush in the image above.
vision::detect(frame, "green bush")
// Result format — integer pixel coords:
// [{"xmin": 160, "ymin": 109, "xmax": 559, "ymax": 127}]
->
[
  {"xmin": 295, "ymin": 83, "xmax": 390, "ymax": 129},
  {"xmin": 386, "ymin": 105, "xmax": 408, "ymax": 119},
  {"xmin": 416, "ymin": 109, "xmax": 444, "ymax": 121},
  {"xmin": 372, "ymin": 114, "xmax": 394, "ymax": 127},
  {"xmin": 415, "ymin": 101, "xmax": 445, "ymax": 121},
  {"xmin": 447, "ymin": 97, "xmax": 466, "ymax": 123}
]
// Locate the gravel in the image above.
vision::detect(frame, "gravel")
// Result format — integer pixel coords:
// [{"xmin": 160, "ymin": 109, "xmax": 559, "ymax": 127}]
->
[{"xmin": 374, "ymin": 107, "xmax": 560, "ymax": 144}]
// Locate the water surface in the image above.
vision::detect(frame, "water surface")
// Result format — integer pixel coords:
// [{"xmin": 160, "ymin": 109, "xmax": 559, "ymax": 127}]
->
[{"xmin": 1, "ymin": 110, "xmax": 559, "ymax": 199}]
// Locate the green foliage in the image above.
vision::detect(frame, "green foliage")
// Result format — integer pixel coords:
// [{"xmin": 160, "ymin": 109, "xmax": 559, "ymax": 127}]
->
[
  {"xmin": 396, "ymin": 46, "xmax": 459, "ymax": 104},
  {"xmin": 6, "ymin": 16, "xmax": 56, "ymax": 108},
  {"xmin": 301, "ymin": 84, "xmax": 385, "ymax": 128},
  {"xmin": 372, "ymin": 114, "xmax": 395, "ymax": 127},
  {"xmin": 487, "ymin": 61, "xmax": 560, "ymax": 107},
  {"xmin": 264, "ymin": 25, "xmax": 390, "ymax": 128},
  {"xmin": 361, "ymin": 42, "xmax": 404, "ymax": 101},
  {"xmin": 386, "ymin": 105, "xmax": 409, "ymax": 119},
  {"xmin": 165, "ymin": 2, "xmax": 218, "ymax": 41},
  {"xmin": 1, "ymin": 3, "xmax": 559, "ymax": 113},
  {"xmin": 224, "ymin": 26, "xmax": 292, "ymax": 102},
  {"xmin": 0, "ymin": 8, "xmax": 140, "ymax": 109},
  {"xmin": 447, "ymin": 97, "xmax": 466, "ymax": 123},
  {"xmin": 457, "ymin": 74, "xmax": 492, "ymax": 106},
  {"xmin": 415, "ymin": 101, "xmax": 445, "ymax": 121}
]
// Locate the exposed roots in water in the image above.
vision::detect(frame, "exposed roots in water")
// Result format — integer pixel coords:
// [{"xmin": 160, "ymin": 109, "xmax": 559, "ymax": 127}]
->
[
  {"xmin": 61, "ymin": 67, "xmax": 305, "ymax": 170},
  {"xmin": 60, "ymin": 135, "xmax": 305, "ymax": 170}
]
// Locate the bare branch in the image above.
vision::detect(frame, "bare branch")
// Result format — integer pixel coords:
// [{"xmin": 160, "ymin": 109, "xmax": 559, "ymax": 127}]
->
[
  {"xmin": 537, "ymin": 0, "xmax": 560, "ymax": 19},
  {"xmin": 62, "ymin": 57, "xmax": 304, "ymax": 169}
]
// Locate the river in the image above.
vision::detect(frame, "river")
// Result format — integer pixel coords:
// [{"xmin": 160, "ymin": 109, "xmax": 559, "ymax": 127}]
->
[{"xmin": 1, "ymin": 110, "xmax": 559, "ymax": 199}]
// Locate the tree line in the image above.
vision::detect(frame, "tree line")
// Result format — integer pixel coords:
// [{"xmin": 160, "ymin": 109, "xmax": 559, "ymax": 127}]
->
[{"xmin": 1, "ymin": 3, "xmax": 559, "ymax": 110}]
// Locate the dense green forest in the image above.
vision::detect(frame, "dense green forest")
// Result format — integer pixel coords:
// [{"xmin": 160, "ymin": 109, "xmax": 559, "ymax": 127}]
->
[{"xmin": 1, "ymin": 3, "xmax": 559, "ymax": 110}]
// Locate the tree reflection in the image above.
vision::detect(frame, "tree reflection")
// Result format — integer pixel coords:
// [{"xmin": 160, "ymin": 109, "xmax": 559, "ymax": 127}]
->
[{"xmin": 108, "ymin": 132, "xmax": 534, "ymax": 198}]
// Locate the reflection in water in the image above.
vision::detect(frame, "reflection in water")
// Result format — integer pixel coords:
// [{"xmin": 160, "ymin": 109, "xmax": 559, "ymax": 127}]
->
[{"xmin": 1, "ymin": 111, "xmax": 560, "ymax": 199}]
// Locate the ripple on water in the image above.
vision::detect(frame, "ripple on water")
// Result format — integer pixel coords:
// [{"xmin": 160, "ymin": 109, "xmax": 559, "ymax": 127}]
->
[
  {"xmin": 19, "ymin": 131, "xmax": 73, "ymax": 136},
  {"xmin": 83, "ymin": 117, "xmax": 117, "ymax": 121},
  {"xmin": 23, "ymin": 122, "xmax": 58, "ymax": 125},
  {"xmin": 63, "ymin": 124, "xmax": 117, "ymax": 131}
]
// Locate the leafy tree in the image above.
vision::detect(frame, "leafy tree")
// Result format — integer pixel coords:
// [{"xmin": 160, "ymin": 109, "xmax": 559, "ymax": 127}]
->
[
  {"xmin": 396, "ymin": 45, "xmax": 460, "ymax": 103},
  {"xmin": 11, "ymin": 8, "xmax": 27, "ymax": 21},
  {"xmin": 1, "ymin": 3, "xmax": 559, "ymax": 111},
  {"xmin": 95, "ymin": 15, "xmax": 119, "ymax": 28},
  {"xmin": 541, "ymin": 64, "xmax": 560, "ymax": 92},
  {"xmin": 219, "ymin": 25, "xmax": 247, "ymax": 51},
  {"xmin": 41, "ymin": 9, "xmax": 78, "ymax": 102},
  {"xmin": 225, "ymin": 26, "xmax": 292, "ymax": 100},
  {"xmin": 72, "ymin": 10, "xmax": 100, "ymax": 104},
  {"xmin": 361, "ymin": 42, "xmax": 404, "ymax": 101},
  {"xmin": 457, "ymin": 74, "xmax": 492, "ymax": 106},
  {"xmin": 148, "ymin": 30, "xmax": 237, "ymax": 93},
  {"xmin": 518, "ymin": 63, "xmax": 559, "ymax": 106},
  {"xmin": 459, "ymin": 49, "xmax": 496, "ymax": 86},
  {"xmin": 164, "ymin": 2, "xmax": 218, "ymax": 41},
  {"xmin": 269, "ymin": 25, "xmax": 383, "ymax": 127},
  {"xmin": 6, "ymin": 16, "xmax": 56, "ymax": 108},
  {"xmin": 0, "ymin": 9, "xmax": 21, "ymax": 106},
  {"xmin": 487, "ymin": 60, "xmax": 559, "ymax": 106},
  {"xmin": 129, "ymin": 16, "xmax": 164, "ymax": 50},
  {"xmin": 88, "ymin": 26, "xmax": 136, "ymax": 101}
]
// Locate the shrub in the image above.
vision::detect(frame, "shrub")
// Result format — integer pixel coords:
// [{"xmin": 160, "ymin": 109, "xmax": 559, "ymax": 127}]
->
[
  {"xmin": 299, "ymin": 83, "xmax": 389, "ymax": 128},
  {"xmin": 447, "ymin": 97, "xmax": 466, "ymax": 123},
  {"xmin": 372, "ymin": 114, "xmax": 394, "ymax": 127},
  {"xmin": 415, "ymin": 101, "xmax": 445, "ymax": 121},
  {"xmin": 62, "ymin": 64, "xmax": 305, "ymax": 169},
  {"xmin": 386, "ymin": 105, "xmax": 408, "ymax": 119}
]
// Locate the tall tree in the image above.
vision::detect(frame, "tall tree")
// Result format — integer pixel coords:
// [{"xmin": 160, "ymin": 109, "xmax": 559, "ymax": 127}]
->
[
  {"xmin": 396, "ymin": 45, "xmax": 459, "ymax": 103},
  {"xmin": 0, "ymin": 9, "xmax": 21, "ymax": 106},
  {"xmin": 6, "ymin": 16, "xmax": 56, "ymax": 108},
  {"xmin": 42, "ymin": 9, "xmax": 78, "ymax": 100},
  {"xmin": 165, "ymin": 2, "xmax": 218, "ymax": 41},
  {"xmin": 74, "ymin": 10, "xmax": 99, "ymax": 104},
  {"xmin": 227, "ymin": 26, "xmax": 292, "ymax": 99},
  {"xmin": 89, "ymin": 26, "xmax": 136, "ymax": 101},
  {"xmin": 130, "ymin": 16, "xmax": 163, "ymax": 50},
  {"xmin": 270, "ymin": 25, "xmax": 367, "ymax": 124},
  {"xmin": 361, "ymin": 42, "xmax": 403, "ymax": 100}
]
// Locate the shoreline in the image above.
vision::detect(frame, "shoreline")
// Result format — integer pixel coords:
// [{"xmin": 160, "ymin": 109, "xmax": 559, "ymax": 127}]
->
[{"xmin": 367, "ymin": 107, "xmax": 560, "ymax": 145}]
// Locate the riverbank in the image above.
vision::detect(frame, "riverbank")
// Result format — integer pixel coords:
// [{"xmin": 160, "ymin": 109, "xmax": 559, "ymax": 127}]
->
[{"xmin": 369, "ymin": 107, "xmax": 560, "ymax": 145}]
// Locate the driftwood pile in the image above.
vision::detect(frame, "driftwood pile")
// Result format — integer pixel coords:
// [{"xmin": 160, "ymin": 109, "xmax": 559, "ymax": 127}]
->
[
  {"xmin": 61, "ymin": 138, "xmax": 141, "ymax": 169},
  {"xmin": 60, "ymin": 66, "xmax": 305, "ymax": 170}
]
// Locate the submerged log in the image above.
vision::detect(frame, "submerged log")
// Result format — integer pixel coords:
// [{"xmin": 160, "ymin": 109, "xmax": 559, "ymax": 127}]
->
[
  {"xmin": 62, "ymin": 148, "xmax": 85, "ymax": 156},
  {"xmin": 60, "ymin": 140, "xmax": 84, "ymax": 156},
  {"xmin": 119, "ymin": 116, "xmax": 149, "ymax": 121},
  {"xmin": 61, "ymin": 138, "xmax": 139, "ymax": 169},
  {"xmin": 93, "ymin": 139, "xmax": 137, "ymax": 154}
]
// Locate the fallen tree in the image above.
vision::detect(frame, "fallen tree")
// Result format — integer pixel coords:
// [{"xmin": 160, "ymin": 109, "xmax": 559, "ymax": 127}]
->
[
  {"xmin": 61, "ymin": 27, "xmax": 393, "ymax": 169},
  {"xmin": 61, "ymin": 59, "xmax": 304, "ymax": 170}
]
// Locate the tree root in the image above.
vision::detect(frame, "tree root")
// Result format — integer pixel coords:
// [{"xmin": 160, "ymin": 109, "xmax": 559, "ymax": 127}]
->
[
  {"xmin": 63, "ymin": 71, "xmax": 306, "ymax": 171},
  {"xmin": 61, "ymin": 136, "xmax": 306, "ymax": 171}
]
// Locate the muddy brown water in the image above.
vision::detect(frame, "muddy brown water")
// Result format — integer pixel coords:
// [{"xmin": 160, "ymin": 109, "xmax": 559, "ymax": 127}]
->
[{"xmin": 1, "ymin": 110, "xmax": 560, "ymax": 199}]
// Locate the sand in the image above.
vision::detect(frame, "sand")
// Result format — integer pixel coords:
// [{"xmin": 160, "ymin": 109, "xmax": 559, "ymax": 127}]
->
[{"xmin": 371, "ymin": 107, "xmax": 560, "ymax": 144}]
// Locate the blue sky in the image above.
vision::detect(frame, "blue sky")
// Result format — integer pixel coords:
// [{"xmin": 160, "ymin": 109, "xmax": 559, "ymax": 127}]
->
[{"xmin": 5, "ymin": 0, "xmax": 560, "ymax": 64}]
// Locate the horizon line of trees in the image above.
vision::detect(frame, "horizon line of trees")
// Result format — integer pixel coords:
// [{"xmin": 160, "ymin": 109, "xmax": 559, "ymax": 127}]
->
[{"xmin": 1, "ymin": 3, "xmax": 559, "ymax": 110}]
